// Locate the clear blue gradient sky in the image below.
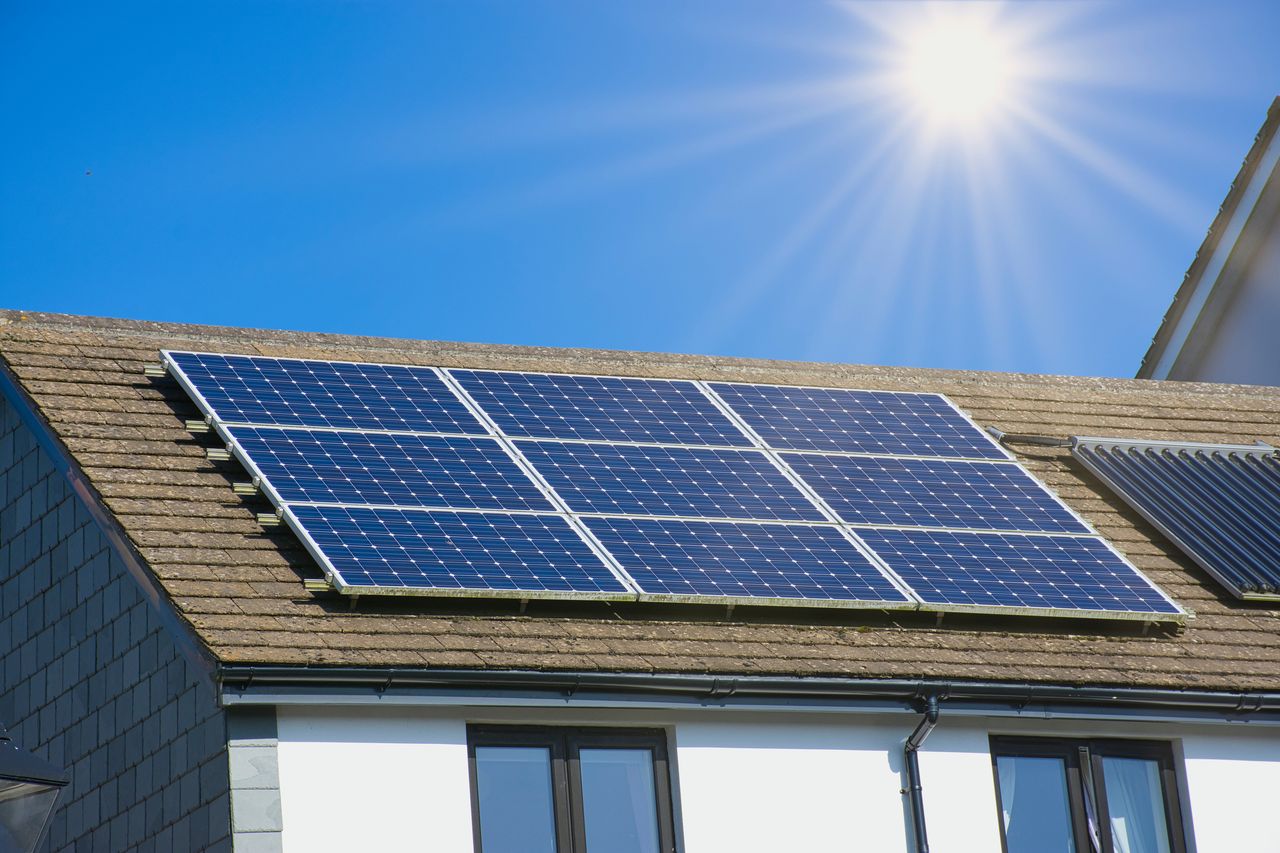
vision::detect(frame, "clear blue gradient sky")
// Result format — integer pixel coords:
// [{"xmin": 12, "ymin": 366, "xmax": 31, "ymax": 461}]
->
[{"xmin": 3, "ymin": 1, "xmax": 1279, "ymax": 377}]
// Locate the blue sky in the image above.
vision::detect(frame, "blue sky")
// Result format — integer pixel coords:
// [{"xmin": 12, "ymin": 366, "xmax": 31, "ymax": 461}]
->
[{"xmin": 3, "ymin": 2, "xmax": 1279, "ymax": 377}]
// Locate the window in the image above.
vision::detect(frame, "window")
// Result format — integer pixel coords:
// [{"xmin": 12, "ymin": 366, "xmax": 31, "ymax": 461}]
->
[
  {"xmin": 990, "ymin": 737, "xmax": 1188, "ymax": 853},
  {"xmin": 468, "ymin": 726, "xmax": 677, "ymax": 853}
]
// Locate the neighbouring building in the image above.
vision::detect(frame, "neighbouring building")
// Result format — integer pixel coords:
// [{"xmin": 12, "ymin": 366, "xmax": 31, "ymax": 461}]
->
[
  {"xmin": 1139, "ymin": 96, "xmax": 1280, "ymax": 384},
  {"xmin": 1, "ymin": 310, "xmax": 1279, "ymax": 853}
]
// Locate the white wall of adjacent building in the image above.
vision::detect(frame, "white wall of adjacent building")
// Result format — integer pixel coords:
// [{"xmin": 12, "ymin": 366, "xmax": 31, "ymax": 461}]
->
[{"xmin": 270, "ymin": 704, "xmax": 1280, "ymax": 853}]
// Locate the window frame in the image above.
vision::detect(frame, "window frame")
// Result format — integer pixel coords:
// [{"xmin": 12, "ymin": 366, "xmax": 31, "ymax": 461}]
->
[
  {"xmin": 989, "ymin": 736, "xmax": 1188, "ymax": 853},
  {"xmin": 467, "ymin": 725, "xmax": 677, "ymax": 853}
]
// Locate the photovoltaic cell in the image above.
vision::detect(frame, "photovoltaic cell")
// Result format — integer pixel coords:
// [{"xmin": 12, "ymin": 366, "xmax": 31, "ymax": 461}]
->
[
  {"xmin": 167, "ymin": 351, "xmax": 485, "ymax": 434},
  {"xmin": 782, "ymin": 454, "xmax": 1088, "ymax": 534},
  {"xmin": 855, "ymin": 528, "xmax": 1180, "ymax": 614},
  {"xmin": 585, "ymin": 517, "xmax": 908, "ymax": 602},
  {"xmin": 451, "ymin": 369, "xmax": 751, "ymax": 447},
  {"xmin": 519, "ymin": 441, "xmax": 825, "ymax": 522},
  {"xmin": 226, "ymin": 426, "xmax": 554, "ymax": 512},
  {"xmin": 709, "ymin": 382, "xmax": 1008, "ymax": 459},
  {"xmin": 291, "ymin": 505, "xmax": 628, "ymax": 594},
  {"xmin": 164, "ymin": 350, "xmax": 1183, "ymax": 618}
]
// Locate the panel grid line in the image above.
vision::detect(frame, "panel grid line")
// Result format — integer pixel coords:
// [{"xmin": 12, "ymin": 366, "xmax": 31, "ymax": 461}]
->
[
  {"xmin": 708, "ymin": 379, "xmax": 1011, "ymax": 459},
  {"xmin": 166, "ymin": 350, "xmax": 1185, "ymax": 619},
  {"xmin": 694, "ymin": 380, "xmax": 922, "ymax": 603},
  {"xmin": 222, "ymin": 425, "xmax": 557, "ymax": 514},
  {"xmin": 164, "ymin": 350, "xmax": 486, "ymax": 435},
  {"xmin": 436, "ymin": 368, "xmax": 644, "ymax": 596}
]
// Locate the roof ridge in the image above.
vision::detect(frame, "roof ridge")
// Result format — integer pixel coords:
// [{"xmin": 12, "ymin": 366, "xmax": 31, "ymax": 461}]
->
[{"xmin": 3, "ymin": 308, "xmax": 1279, "ymax": 398}]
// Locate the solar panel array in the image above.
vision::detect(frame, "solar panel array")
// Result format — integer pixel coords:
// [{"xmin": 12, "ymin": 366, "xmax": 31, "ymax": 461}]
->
[
  {"xmin": 165, "ymin": 350, "xmax": 1184, "ymax": 621},
  {"xmin": 1073, "ymin": 437, "xmax": 1280, "ymax": 602}
]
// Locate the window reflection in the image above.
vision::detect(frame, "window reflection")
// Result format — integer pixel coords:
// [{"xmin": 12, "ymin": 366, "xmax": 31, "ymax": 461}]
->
[
  {"xmin": 996, "ymin": 755, "xmax": 1076, "ymax": 853},
  {"xmin": 475, "ymin": 746, "xmax": 558, "ymax": 853},
  {"xmin": 1102, "ymin": 756, "xmax": 1171, "ymax": 853},
  {"xmin": 579, "ymin": 748, "xmax": 660, "ymax": 853}
]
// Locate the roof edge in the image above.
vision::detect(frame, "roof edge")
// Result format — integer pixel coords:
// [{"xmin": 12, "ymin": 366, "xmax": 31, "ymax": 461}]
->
[
  {"xmin": 6, "ymin": 308, "xmax": 1280, "ymax": 398},
  {"xmin": 0, "ymin": 356, "xmax": 221, "ymax": 687},
  {"xmin": 218, "ymin": 666, "xmax": 1280, "ymax": 724},
  {"xmin": 1139, "ymin": 96, "xmax": 1280, "ymax": 379}
]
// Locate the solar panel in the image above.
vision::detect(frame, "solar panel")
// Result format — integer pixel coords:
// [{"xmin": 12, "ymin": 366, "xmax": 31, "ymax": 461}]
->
[
  {"xmin": 290, "ymin": 505, "xmax": 630, "ymax": 596},
  {"xmin": 167, "ymin": 351, "xmax": 486, "ymax": 434},
  {"xmin": 518, "ymin": 441, "xmax": 825, "ymax": 522},
  {"xmin": 855, "ymin": 528, "xmax": 1181, "ymax": 616},
  {"xmin": 1073, "ymin": 437, "xmax": 1280, "ymax": 600},
  {"xmin": 451, "ymin": 369, "xmax": 751, "ymax": 447},
  {"xmin": 226, "ymin": 426, "xmax": 554, "ymax": 513},
  {"xmin": 783, "ymin": 453, "xmax": 1088, "ymax": 534},
  {"xmin": 163, "ymin": 351, "xmax": 1185, "ymax": 620},
  {"xmin": 708, "ymin": 382, "xmax": 1009, "ymax": 459},
  {"xmin": 585, "ymin": 517, "xmax": 910, "ymax": 604}
]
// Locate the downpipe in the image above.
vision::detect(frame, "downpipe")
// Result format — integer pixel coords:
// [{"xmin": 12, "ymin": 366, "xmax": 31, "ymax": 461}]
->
[{"xmin": 903, "ymin": 694, "xmax": 941, "ymax": 853}]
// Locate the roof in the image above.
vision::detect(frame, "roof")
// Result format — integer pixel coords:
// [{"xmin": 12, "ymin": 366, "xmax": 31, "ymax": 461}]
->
[
  {"xmin": 5, "ymin": 309, "xmax": 1280, "ymax": 693},
  {"xmin": 1138, "ymin": 95, "xmax": 1280, "ymax": 380}
]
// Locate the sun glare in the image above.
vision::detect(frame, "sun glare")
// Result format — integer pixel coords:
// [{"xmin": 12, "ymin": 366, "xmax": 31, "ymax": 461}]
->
[
  {"xmin": 889, "ymin": 11, "xmax": 1025, "ymax": 132},
  {"xmin": 903, "ymin": 21, "xmax": 1013, "ymax": 125}
]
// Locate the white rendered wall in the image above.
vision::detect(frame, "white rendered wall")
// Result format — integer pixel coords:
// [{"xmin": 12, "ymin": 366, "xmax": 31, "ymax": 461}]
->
[
  {"xmin": 269, "ymin": 703, "xmax": 1280, "ymax": 853},
  {"xmin": 1182, "ymin": 228, "xmax": 1280, "ymax": 384},
  {"xmin": 673, "ymin": 718, "xmax": 1002, "ymax": 853},
  {"xmin": 1181, "ymin": 729, "xmax": 1280, "ymax": 853},
  {"xmin": 275, "ymin": 708, "xmax": 475, "ymax": 853},
  {"xmin": 674, "ymin": 719, "xmax": 909, "ymax": 853}
]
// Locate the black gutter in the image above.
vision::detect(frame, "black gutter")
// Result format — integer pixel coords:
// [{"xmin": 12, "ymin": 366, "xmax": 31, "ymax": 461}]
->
[
  {"xmin": 903, "ymin": 695, "xmax": 940, "ymax": 853},
  {"xmin": 217, "ymin": 666, "xmax": 1280, "ymax": 720}
]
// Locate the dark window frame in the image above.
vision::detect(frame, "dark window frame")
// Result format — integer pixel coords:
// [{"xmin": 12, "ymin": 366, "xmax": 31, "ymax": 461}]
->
[
  {"xmin": 990, "ymin": 736, "xmax": 1188, "ymax": 853},
  {"xmin": 467, "ymin": 725, "xmax": 678, "ymax": 853}
]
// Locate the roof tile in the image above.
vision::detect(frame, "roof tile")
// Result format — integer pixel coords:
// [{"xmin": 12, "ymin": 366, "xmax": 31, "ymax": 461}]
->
[{"xmin": 5, "ymin": 310, "xmax": 1280, "ymax": 690}]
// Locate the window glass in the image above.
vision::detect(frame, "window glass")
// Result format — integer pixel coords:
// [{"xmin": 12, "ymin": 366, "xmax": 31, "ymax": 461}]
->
[
  {"xmin": 0, "ymin": 780, "xmax": 59, "ymax": 852},
  {"xmin": 996, "ymin": 755, "xmax": 1076, "ymax": 853},
  {"xmin": 475, "ymin": 746, "xmax": 559, "ymax": 853},
  {"xmin": 1101, "ymin": 756, "xmax": 1172, "ymax": 853},
  {"xmin": 579, "ymin": 748, "xmax": 660, "ymax": 853}
]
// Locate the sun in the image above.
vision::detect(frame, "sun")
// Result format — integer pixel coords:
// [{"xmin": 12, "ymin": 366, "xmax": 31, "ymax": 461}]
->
[{"xmin": 894, "ymin": 13, "xmax": 1022, "ymax": 130}]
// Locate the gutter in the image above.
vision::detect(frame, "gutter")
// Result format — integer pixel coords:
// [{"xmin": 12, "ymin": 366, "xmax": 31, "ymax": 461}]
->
[
  {"xmin": 903, "ymin": 695, "xmax": 940, "ymax": 853},
  {"xmin": 217, "ymin": 667, "xmax": 1280, "ymax": 723}
]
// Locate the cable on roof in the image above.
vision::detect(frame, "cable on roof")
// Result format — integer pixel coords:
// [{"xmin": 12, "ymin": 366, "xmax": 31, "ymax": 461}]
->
[{"xmin": 986, "ymin": 426, "xmax": 1072, "ymax": 448}]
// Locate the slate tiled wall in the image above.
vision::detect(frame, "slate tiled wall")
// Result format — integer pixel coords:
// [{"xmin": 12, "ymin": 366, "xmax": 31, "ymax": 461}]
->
[{"xmin": 0, "ymin": 394, "xmax": 232, "ymax": 851}]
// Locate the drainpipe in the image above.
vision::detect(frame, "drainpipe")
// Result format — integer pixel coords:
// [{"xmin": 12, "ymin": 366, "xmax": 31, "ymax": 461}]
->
[{"xmin": 903, "ymin": 694, "xmax": 940, "ymax": 853}]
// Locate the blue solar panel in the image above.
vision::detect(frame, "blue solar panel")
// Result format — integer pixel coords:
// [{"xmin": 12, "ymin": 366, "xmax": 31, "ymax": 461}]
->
[
  {"xmin": 855, "ymin": 528, "xmax": 1180, "ymax": 614},
  {"xmin": 164, "ymin": 351, "xmax": 1185, "ymax": 617},
  {"xmin": 585, "ymin": 517, "xmax": 908, "ymax": 603},
  {"xmin": 291, "ymin": 505, "xmax": 629, "ymax": 594},
  {"xmin": 167, "ymin": 351, "xmax": 485, "ymax": 434},
  {"xmin": 519, "ymin": 441, "xmax": 824, "ymax": 522},
  {"xmin": 783, "ymin": 454, "xmax": 1088, "ymax": 534},
  {"xmin": 709, "ymin": 382, "xmax": 1008, "ymax": 459},
  {"xmin": 227, "ymin": 426, "xmax": 554, "ymax": 513},
  {"xmin": 451, "ymin": 369, "xmax": 751, "ymax": 447}
]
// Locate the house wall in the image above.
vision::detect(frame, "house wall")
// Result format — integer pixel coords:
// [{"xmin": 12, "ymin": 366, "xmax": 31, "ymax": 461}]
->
[
  {"xmin": 0, "ymin": 394, "xmax": 232, "ymax": 851},
  {"xmin": 270, "ymin": 704, "xmax": 1280, "ymax": 853},
  {"xmin": 1154, "ymin": 140, "xmax": 1280, "ymax": 386},
  {"xmin": 1177, "ymin": 220, "xmax": 1280, "ymax": 385}
]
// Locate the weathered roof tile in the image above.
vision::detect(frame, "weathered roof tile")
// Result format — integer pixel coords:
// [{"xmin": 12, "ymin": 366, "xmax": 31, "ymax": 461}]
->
[{"xmin": 5, "ymin": 309, "xmax": 1280, "ymax": 691}]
